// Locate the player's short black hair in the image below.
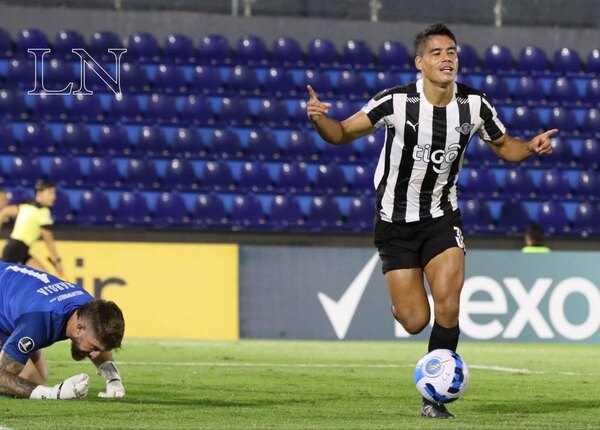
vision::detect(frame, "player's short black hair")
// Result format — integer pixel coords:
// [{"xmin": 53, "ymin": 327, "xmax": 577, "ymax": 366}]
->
[
  {"xmin": 414, "ymin": 22, "xmax": 457, "ymax": 56},
  {"xmin": 525, "ymin": 223, "xmax": 545, "ymax": 245},
  {"xmin": 78, "ymin": 299, "xmax": 125, "ymax": 351},
  {"xmin": 34, "ymin": 180, "xmax": 56, "ymax": 193}
]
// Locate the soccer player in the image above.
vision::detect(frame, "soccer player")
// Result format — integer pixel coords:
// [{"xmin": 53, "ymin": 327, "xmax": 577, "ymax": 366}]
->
[
  {"xmin": 306, "ymin": 22, "xmax": 556, "ymax": 418},
  {"xmin": 0, "ymin": 262, "xmax": 126, "ymax": 399},
  {"xmin": 0, "ymin": 180, "xmax": 64, "ymax": 276}
]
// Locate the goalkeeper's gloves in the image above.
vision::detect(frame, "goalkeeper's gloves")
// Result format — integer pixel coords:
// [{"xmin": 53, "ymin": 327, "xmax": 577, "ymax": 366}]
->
[
  {"xmin": 97, "ymin": 361, "xmax": 125, "ymax": 398},
  {"xmin": 30, "ymin": 373, "xmax": 90, "ymax": 399}
]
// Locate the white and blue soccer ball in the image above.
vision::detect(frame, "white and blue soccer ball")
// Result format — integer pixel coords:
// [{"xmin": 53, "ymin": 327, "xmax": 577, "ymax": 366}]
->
[{"xmin": 414, "ymin": 349, "xmax": 470, "ymax": 404}]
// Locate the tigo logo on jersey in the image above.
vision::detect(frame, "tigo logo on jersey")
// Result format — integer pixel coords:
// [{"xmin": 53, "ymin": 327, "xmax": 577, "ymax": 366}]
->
[
  {"xmin": 412, "ymin": 143, "xmax": 461, "ymax": 173},
  {"xmin": 18, "ymin": 337, "xmax": 35, "ymax": 353}
]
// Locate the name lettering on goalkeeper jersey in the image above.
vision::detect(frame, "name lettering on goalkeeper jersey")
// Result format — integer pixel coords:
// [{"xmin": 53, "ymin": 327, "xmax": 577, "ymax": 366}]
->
[{"xmin": 36, "ymin": 281, "xmax": 78, "ymax": 296}]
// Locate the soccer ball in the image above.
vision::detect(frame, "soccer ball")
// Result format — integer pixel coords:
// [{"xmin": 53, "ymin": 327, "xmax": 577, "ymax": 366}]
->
[{"xmin": 414, "ymin": 349, "xmax": 470, "ymax": 404}]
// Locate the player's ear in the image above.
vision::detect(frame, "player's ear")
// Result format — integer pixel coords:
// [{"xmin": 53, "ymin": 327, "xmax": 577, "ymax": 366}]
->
[{"xmin": 415, "ymin": 56, "xmax": 422, "ymax": 71}]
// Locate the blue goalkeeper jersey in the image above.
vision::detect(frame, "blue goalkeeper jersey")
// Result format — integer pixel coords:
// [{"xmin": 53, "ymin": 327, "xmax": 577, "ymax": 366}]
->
[{"xmin": 0, "ymin": 263, "xmax": 93, "ymax": 364}]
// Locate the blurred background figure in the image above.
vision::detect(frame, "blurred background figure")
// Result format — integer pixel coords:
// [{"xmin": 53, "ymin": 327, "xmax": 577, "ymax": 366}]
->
[{"xmin": 522, "ymin": 223, "xmax": 551, "ymax": 253}]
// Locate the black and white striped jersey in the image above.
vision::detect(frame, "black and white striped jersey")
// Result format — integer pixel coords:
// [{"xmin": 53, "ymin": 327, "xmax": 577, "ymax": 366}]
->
[{"xmin": 361, "ymin": 79, "xmax": 506, "ymax": 224}]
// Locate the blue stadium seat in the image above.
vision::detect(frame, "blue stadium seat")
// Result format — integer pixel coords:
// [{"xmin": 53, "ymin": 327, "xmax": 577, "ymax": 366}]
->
[
  {"xmin": 462, "ymin": 169, "xmax": 498, "ymax": 199},
  {"xmin": 306, "ymin": 196, "xmax": 343, "ymax": 231},
  {"xmin": 153, "ymin": 192, "xmax": 190, "ymax": 227},
  {"xmin": 483, "ymin": 45, "xmax": 514, "ymax": 73},
  {"xmin": 502, "ymin": 168, "xmax": 536, "ymax": 199},
  {"xmin": 126, "ymin": 32, "xmax": 160, "ymax": 61},
  {"xmin": 547, "ymin": 77, "xmax": 580, "ymax": 106},
  {"xmin": 586, "ymin": 49, "xmax": 600, "ymax": 74},
  {"xmin": 85, "ymin": 157, "xmax": 123, "ymax": 188},
  {"xmin": 96, "ymin": 124, "xmax": 132, "ymax": 155},
  {"xmin": 572, "ymin": 202, "xmax": 599, "ymax": 236},
  {"xmin": 319, "ymin": 138, "xmax": 357, "ymax": 162},
  {"xmin": 144, "ymin": 93, "xmax": 178, "ymax": 124},
  {"xmin": 6, "ymin": 59, "xmax": 35, "ymax": 89},
  {"xmin": 546, "ymin": 107, "xmax": 578, "ymax": 135},
  {"xmin": 52, "ymin": 191, "xmax": 74, "ymax": 223},
  {"xmin": 107, "ymin": 94, "xmax": 142, "ymax": 123},
  {"xmin": 275, "ymin": 162, "xmax": 311, "ymax": 193},
  {"xmin": 345, "ymin": 197, "xmax": 374, "ymax": 231},
  {"xmin": 21, "ymin": 123, "xmax": 56, "ymax": 154},
  {"xmin": 518, "ymin": 46, "xmax": 550, "ymax": 73},
  {"xmin": 16, "ymin": 28, "xmax": 49, "ymax": 53},
  {"xmin": 261, "ymin": 67, "xmax": 296, "ymax": 96},
  {"xmin": 217, "ymin": 96, "xmax": 252, "ymax": 126},
  {"xmin": 575, "ymin": 170, "xmax": 599, "ymax": 200},
  {"xmin": 198, "ymin": 34, "xmax": 230, "ymax": 64},
  {"xmin": 288, "ymin": 99, "xmax": 312, "ymax": 129},
  {"xmin": 480, "ymin": 75, "xmax": 510, "ymax": 103},
  {"xmin": 6, "ymin": 188, "xmax": 31, "ymax": 204},
  {"xmin": 234, "ymin": 35, "xmax": 268, "ymax": 65},
  {"xmin": 377, "ymin": 41, "xmax": 411, "ymax": 69},
  {"xmin": 76, "ymin": 190, "xmax": 113, "ymax": 225},
  {"xmin": 190, "ymin": 65, "xmax": 224, "ymax": 94},
  {"xmin": 0, "ymin": 124, "xmax": 17, "ymax": 153},
  {"xmin": 552, "ymin": 47, "xmax": 582, "ymax": 74},
  {"xmin": 193, "ymin": 193, "xmax": 228, "ymax": 228},
  {"xmin": 32, "ymin": 92, "xmax": 67, "ymax": 121},
  {"xmin": 89, "ymin": 31, "xmax": 123, "ymax": 59},
  {"xmin": 357, "ymin": 134, "xmax": 381, "ymax": 161},
  {"xmin": 227, "ymin": 65, "xmax": 259, "ymax": 94},
  {"xmin": 341, "ymin": 39, "xmax": 373, "ymax": 67},
  {"xmin": 509, "ymin": 106, "xmax": 542, "ymax": 134},
  {"xmin": 163, "ymin": 34, "xmax": 195, "ymax": 63},
  {"xmin": 49, "ymin": 155, "xmax": 83, "ymax": 187},
  {"xmin": 68, "ymin": 93, "xmax": 103, "ymax": 122},
  {"xmin": 135, "ymin": 126, "xmax": 169, "ymax": 156},
  {"xmin": 313, "ymin": 164, "xmax": 348, "ymax": 194},
  {"xmin": 497, "ymin": 200, "xmax": 531, "ymax": 234},
  {"xmin": 200, "ymin": 161, "xmax": 236, "ymax": 191},
  {"xmin": 7, "ymin": 156, "xmax": 42, "ymax": 187},
  {"xmin": 171, "ymin": 127, "xmax": 204, "ymax": 157},
  {"xmin": 579, "ymin": 108, "xmax": 600, "ymax": 137},
  {"xmin": 120, "ymin": 63, "xmax": 151, "ymax": 93},
  {"xmin": 327, "ymin": 99, "xmax": 356, "ymax": 121},
  {"xmin": 270, "ymin": 37, "xmax": 304, "ymax": 66},
  {"xmin": 457, "ymin": 44, "xmax": 480, "ymax": 71},
  {"xmin": 301, "ymin": 69, "xmax": 333, "ymax": 95},
  {"xmin": 256, "ymin": 98, "xmax": 290, "ymax": 127},
  {"xmin": 536, "ymin": 201, "xmax": 570, "ymax": 235},
  {"xmin": 578, "ymin": 138, "xmax": 600, "ymax": 169},
  {"xmin": 335, "ymin": 70, "xmax": 369, "ymax": 98},
  {"xmin": 246, "ymin": 129, "xmax": 280, "ymax": 161},
  {"xmin": 163, "ymin": 158, "xmax": 199, "ymax": 190},
  {"xmin": 372, "ymin": 71, "xmax": 403, "ymax": 92},
  {"xmin": 42, "ymin": 59, "xmax": 77, "ymax": 91},
  {"xmin": 583, "ymin": 78, "xmax": 600, "ymax": 105},
  {"xmin": 465, "ymin": 137, "xmax": 498, "ymax": 166},
  {"xmin": 512, "ymin": 76, "xmax": 545, "ymax": 105},
  {"xmin": 114, "ymin": 191, "xmax": 151, "ymax": 225},
  {"xmin": 537, "ymin": 168, "xmax": 572, "ymax": 199},
  {"xmin": 60, "ymin": 123, "xmax": 94, "ymax": 155},
  {"xmin": 350, "ymin": 164, "xmax": 375, "ymax": 195},
  {"xmin": 268, "ymin": 194, "xmax": 305, "ymax": 230},
  {"xmin": 179, "ymin": 94, "xmax": 214, "ymax": 125},
  {"xmin": 207, "ymin": 128, "xmax": 244, "ymax": 159},
  {"xmin": 153, "ymin": 64, "xmax": 187, "ymax": 93},
  {"xmin": 0, "ymin": 27, "xmax": 13, "ymax": 57},
  {"xmin": 306, "ymin": 38, "xmax": 338, "ymax": 66},
  {"xmin": 0, "ymin": 89, "xmax": 27, "ymax": 121},
  {"xmin": 230, "ymin": 194, "xmax": 266, "ymax": 229},
  {"xmin": 239, "ymin": 161, "xmax": 273, "ymax": 192},
  {"xmin": 282, "ymin": 131, "xmax": 318, "ymax": 161},
  {"xmin": 461, "ymin": 199, "xmax": 495, "ymax": 234},
  {"xmin": 125, "ymin": 158, "xmax": 161, "ymax": 189}
]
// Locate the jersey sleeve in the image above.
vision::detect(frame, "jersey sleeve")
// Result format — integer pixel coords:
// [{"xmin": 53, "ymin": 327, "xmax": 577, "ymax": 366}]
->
[
  {"xmin": 361, "ymin": 89, "xmax": 394, "ymax": 129},
  {"xmin": 1, "ymin": 313, "xmax": 51, "ymax": 364},
  {"xmin": 477, "ymin": 96, "xmax": 506, "ymax": 141},
  {"xmin": 38, "ymin": 207, "xmax": 53, "ymax": 228}
]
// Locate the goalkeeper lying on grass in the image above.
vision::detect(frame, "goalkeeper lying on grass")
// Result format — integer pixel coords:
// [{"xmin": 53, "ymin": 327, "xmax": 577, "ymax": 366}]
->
[{"xmin": 0, "ymin": 262, "xmax": 125, "ymax": 399}]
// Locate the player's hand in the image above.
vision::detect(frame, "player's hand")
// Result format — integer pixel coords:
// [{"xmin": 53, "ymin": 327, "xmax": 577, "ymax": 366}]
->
[
  {"xmin": 306, "ymin": 85, "xmax": 331, "ymax": 124},
  {"xmin": 57, "ymin": 373, "xmax": 90, "ymax": 399},
  {"xmin": 98, "ymin": 379, "xmax": 125, "ymax": 398},
  {"xmin": 528, "ymin": 129, "xmax": 558, "ymax": 155}
]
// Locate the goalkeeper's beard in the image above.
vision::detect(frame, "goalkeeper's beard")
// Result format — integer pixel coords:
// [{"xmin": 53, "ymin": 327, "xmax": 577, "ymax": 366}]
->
[{"xmin": 71, "ymin": 341, "xmax": 88, "ymax": 361}]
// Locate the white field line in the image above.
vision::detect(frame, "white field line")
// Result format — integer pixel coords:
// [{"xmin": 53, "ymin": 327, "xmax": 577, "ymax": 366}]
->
[{"xmin": 51, "ymin": 360, "xmax": 594, "ymax": 376}]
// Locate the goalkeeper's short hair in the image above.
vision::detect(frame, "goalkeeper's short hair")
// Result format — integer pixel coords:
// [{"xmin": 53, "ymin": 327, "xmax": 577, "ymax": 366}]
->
[{"xmin": 77, "ymin": 300, "xmax": 125, "ymax": 351}]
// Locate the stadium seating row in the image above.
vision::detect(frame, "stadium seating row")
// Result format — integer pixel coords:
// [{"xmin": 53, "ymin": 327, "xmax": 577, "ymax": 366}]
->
[{"xmin": 2, "ymin": 28, "xmax": 600, "ymax": 74}]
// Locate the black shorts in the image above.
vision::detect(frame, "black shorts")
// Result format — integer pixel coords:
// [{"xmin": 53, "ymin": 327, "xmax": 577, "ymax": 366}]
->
[
  {"xmin": 2, "ymin": 239, "xmax": 31, "ymax": 265},
  {"xmin": 373, "ymin": 210, "xmax": 465, "ymax": 273}
]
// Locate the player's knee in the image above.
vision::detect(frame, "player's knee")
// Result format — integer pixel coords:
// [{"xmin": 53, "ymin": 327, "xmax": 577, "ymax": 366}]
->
[{"xmin": 391, "ymin": 305, "xmax": 428, "ymax": 334}]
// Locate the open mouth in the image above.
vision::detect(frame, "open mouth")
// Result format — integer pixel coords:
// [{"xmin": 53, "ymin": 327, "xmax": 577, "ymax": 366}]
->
[{"xmin": 440, "ymin": 65, "xmax": 454, "ymax": 72}]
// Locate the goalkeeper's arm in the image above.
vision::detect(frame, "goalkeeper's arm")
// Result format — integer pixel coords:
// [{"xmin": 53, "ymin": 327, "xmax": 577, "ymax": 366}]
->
[
  {"xmin": 91, "ymin": 351, "xmax": 125, "ymax": 398},
  {"xmin": 0, "ymin": 351, "xmax": 88, "ymax": 399}
]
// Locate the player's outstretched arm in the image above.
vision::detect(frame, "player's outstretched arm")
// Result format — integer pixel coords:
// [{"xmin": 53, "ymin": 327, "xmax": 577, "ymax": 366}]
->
[
  {"xmin": 0, "ymin": 351, "xmax": 88, "ymax": 399},
  {"xmin": 91, "ymin": 351, "xmax": 125, "ymax": 398},
  {"xmin": 488, "ymin": 129, "xmax": 558, "ymax": 162},
  {"xmin": 306, "ymin": 85, "xmax": 374, "ymax": 145}
]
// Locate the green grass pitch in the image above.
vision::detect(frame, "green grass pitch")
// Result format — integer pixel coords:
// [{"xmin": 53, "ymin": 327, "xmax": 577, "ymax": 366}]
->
[{"xmin": 1, "ymin": 340, "xmax": 599, "ymax": 429}]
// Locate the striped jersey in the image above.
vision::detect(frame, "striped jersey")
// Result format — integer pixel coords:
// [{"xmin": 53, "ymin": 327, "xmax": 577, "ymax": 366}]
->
[{"xmin": 361, "ymin": 79, "xmax": 506, "ymax": 224}]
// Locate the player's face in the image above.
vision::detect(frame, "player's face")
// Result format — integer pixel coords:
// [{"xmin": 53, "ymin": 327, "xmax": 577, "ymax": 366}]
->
[
  {"xmin": 36, "ymin": 188, "xmax": 57, "ymax": 207},
  {"xmin": 415, "ymin": 35, "xmax": 458, "ymax": 86},
  {"xmin": 71, "ymin": 331, "xmax": 106, "ymax": 361}
]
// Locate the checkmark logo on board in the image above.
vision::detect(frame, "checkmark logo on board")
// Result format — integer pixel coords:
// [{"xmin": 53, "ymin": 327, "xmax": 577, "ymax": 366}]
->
[{"xmin": 317, "ymin": 252, "xmax": 380, "ymax": 339}]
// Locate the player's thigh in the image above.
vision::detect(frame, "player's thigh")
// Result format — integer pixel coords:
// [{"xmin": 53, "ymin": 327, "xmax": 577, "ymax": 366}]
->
[{"xmin": 424, "ymin": 247, "xmax": 465, "ymax": 305}]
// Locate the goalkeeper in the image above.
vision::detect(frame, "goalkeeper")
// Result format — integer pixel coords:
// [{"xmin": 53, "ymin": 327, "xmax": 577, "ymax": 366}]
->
[{"xmin": 0, "ymin": 262, "xmax": 126, "ymax": 399}]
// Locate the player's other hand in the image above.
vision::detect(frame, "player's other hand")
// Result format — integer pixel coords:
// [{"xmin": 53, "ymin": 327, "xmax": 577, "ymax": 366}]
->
[
  {"xmin": 57, "ymin": 373, "xmax": 90, "ymax": 399},
  {"xmin": 98, "ymin": 379, "xmax": 125, "ymax": 398},
  {"xmin": 306, "ymin": 85, "xmax": 331, "ymax": 124},
  {"xmin": 529, "ymin": 129, "xmax": 558, "ymax": 155}
]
